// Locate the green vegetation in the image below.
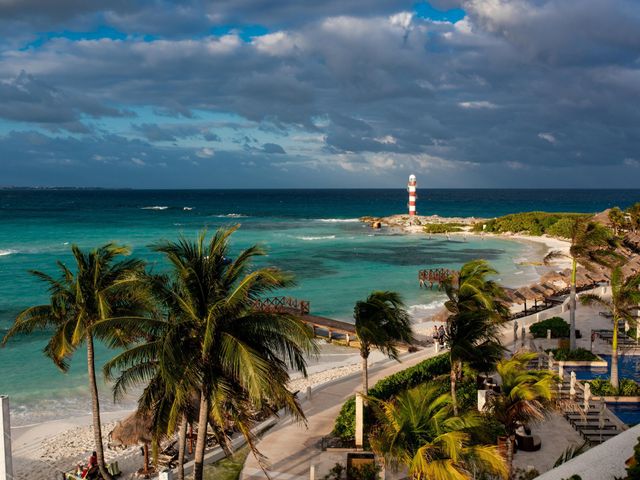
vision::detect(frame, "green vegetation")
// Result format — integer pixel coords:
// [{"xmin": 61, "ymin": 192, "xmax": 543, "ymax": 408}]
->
[
  {"xmin": 486, "ymin": 353, "xmax": 557, "ymax": 476},
  {"xmin": 581, "ymin": 266, "xmax": 640, "ymax": 388},
  {"xmin": 441, "ymin": 259, "xmax": 509, "ymax": 414},
  {"xmin": 423, "ymin": 222, "xmax": 465, "ymax": 234},
  {"xmin": 2, "ymin": 228, "xmax": 318, "ymax": 480},
  {"xmin": 332, "ymin": 353, "xmax": 450, "ymax": 440},
  {"xmin": 545, "ymin": 348, "xmax": 599, "ymax": 361},
  {"xmin": 626, "ymin": 436, "xmax": 640, "ymax": 479},
  {"xmin": 472, "ymin": 212, "xmax": 591, "ymax": 238},
  {"xmin": 545, "ymin": 218, "xmax": 618, "ymax": 350},
  {"xmin": 203, "ymin": 446, "xmax": 250, "ymax": 480},
  {"xmin": 354, "ymin": 291, "xmax": 414, "ymax": 394},
  {"xmin": 369, "ymin": 384, "xmax": 507, "ymax": 480},
  {"xmin": 588, "ymin": 378, "xmax": 640, "ymax": 396},
  {"xmin": 529, "ymin": 317, "xmax": 570, "ymax": 338},
  {"xmin": 1, "ymin": 243, "xmax": 151, "ymax": 480}
]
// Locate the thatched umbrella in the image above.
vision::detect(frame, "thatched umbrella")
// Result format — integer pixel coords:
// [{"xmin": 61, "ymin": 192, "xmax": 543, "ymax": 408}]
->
[
  {"xmin": 540, "ymin": 270, "xmax": 569, "ymax": 288},
  {"xmin": 516, "ymin": 286, "xmax": 545, "ymax": 314},
  {"xmin": 503, "ymin": 287, "xmax": 524, "ymax": 305},
  {"xmin": 109, "ymin": 411, "xmax": 155, "ymax": 476}
]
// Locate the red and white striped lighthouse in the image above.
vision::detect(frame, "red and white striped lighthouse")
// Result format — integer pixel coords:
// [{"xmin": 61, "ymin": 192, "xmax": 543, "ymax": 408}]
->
[{"xmin": 407, "ymin": 174, "xmax": 417, "ymax": 222}]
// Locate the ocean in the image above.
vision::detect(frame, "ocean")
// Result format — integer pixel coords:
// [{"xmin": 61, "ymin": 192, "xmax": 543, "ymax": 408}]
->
[{"xmin": 0, "ymin": 188, "xmax": 638, "ymax": 424}]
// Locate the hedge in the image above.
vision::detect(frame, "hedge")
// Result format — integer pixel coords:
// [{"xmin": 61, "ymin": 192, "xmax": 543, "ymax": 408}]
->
[
  {"xmin": 546, "ymin": 348, "xmax": 599, "ymax": 361},
  {"xmin": 332, "ymin": 353, "xmax": 450, "ymax": 440},
  {"xmin": 589, "ymin": 378, "xmax": 640, "ymax": 397},
  {"xmin": 423, "ymin": 223, "xmax": 464, "ymax": 234},
  {"xmin": 530, "ymin": 317, "xmax": 570, "ymax": 338}
]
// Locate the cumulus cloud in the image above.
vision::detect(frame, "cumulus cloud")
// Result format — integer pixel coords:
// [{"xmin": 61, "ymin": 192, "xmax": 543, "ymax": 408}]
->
[{"xmin": 0, "ymin": 0, "xmax": 639, "ymax": 186}]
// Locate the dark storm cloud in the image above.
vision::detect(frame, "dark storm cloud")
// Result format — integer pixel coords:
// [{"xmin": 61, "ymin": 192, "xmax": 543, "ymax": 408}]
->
[
  {"xmin": 261, "ymin": 143, "xmax": 286, "ymax": 154},
  {"xmin": 0, "ymin": 0, "xmax": 639, "ymax": 186},
  {"xmin": 0, "ymin": 71, "xmax": 131, "ymax": 132}
]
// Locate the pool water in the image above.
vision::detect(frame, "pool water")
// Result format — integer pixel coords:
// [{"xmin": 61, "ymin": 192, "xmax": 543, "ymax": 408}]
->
[
  {"xmin": 569, "ymin": 354, "xmax": 640, "ymax": 426},
  {"xmin": 606, "ymin": 403, "xmax": 640, "ymax": 426},
  {"xmin": 571, "ymin": 354, "xmax": 640, "ymax": 382}
]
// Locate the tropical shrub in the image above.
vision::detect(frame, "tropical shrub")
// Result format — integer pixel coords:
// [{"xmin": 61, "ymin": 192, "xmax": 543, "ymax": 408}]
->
[
  {"xmin": 472, "ymin": 212, "xmax": 591, "ymax": 238},
  {"xmin": 423, "ymin": 223, "xmax": 464, "ymax": 233},
  {"xmin": 332, "ymin": 353, "xmax": 450, "ymax": 440},
  {"xmin": 626, "ymin": 436, "xmax": 640, "ymax": 479},
  {"xmin": 588, "ymin": 378, "xmax": 640, "ymax": 396},
  {"xmin": 546, "ymin": 348, "xmax": 599, "ymax": 361},
  {"xmin": 530, "ymin": 317, "xmax": 570, "ymax": 338}
]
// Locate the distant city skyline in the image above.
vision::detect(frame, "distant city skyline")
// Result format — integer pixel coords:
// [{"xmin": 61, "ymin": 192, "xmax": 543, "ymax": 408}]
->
[{"xmin": 1, "ymin": 0, "xmax": 639, "ymax": 188}]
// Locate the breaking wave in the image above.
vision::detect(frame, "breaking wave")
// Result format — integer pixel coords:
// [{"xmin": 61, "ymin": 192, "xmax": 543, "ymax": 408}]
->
[
  {"xmin": 297, "ymin": 235, "xmax": 337, "ymax": 241},
  {"xmin": 317, "ymin": 218, "xmax": 359, "ymax": 223},
  {"xmin": 0, "ymin": 249, "xmax": 17, "ymax": 257},
  {"xmin": 141, "ymin": 206, "xmax": 169, "ymax": 210},
  {"xmin": 215, "ymin": 213, "xmax": 248, "ymax": 218}
]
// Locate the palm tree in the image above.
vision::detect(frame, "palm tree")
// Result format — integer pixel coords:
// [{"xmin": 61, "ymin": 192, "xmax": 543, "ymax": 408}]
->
[
  {"xmin": 626, "ymin": 203, "xmax": 640, "ymax": 234},
  {"xmin": 151, "ymin": 228, "xmax": 317, "ymax": 480},
  {"xmin": 1, "ymin": 244, "xmax": 151, "ymax": 480},
  {"xmin": 545, "ymin": 219, "xmax": 617, "ymax": 350},
  {"xmin": 487, "ymin": 353, "xmax": 557, "ymax": 476},
  {"xmin": 608, "ymin": 207, "xmax": 627, "ymax": 235},
  {"xmin": 442, "ymin": 259, "xmax": 510, "ymax": 415},
  {"xmin": 354, "ymin": 291, "xmax": 414, "ymax": 395},
  {"xmin": 369, "ymin": 384, "xmax": 507, "ymax": 480},
  {"xmin": 104, "ymin": 275, "xmax": 199, "ymax": 480},
  {"xmin": 580, "ymin": 267, "xmax": 640, "ymax": 389}
]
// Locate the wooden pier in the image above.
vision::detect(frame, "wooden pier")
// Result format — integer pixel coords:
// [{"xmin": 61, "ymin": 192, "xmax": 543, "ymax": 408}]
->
[{"xmin": 254, "ymin": 296, "xmax": 356, "ymax": 344}]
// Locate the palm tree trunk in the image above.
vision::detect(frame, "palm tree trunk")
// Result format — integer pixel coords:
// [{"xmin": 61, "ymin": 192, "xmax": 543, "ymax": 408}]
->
[
  {"xmin": 193, "ymin": 391, "xmax": 210, "ymax": 480},
  {"xmin": 570, "ymin": 258, "xmax": 577, "ymax": 350},
  {"xmin": 611, "ymin": 317, "xmax": 619, "ymax": 390},
  {"xmin": 86, "ymin": 334, "xmax": 113, "ymax": 480},
  {"xmin": 361, "ymin": 353, "xmax": 369, "ymax": 395},
  {"xmin": 507, "ymin": 435, "xmax": 515, "ymax": 479},
  {"xmin": 450, "ymin": 364, "xmax": 458, "ymax": 416},
  {"xmin": 178, "ymin": 415, "xmax": 188, "ymax": 480}
]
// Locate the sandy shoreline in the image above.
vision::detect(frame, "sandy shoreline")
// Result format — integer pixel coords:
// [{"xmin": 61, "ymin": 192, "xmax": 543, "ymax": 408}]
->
[{"xmin": 7, "ymin": 225, "xmax": 571, "ymax": 480}]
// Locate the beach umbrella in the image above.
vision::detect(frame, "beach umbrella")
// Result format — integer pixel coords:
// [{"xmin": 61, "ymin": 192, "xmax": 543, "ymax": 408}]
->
[
  {"xmin": 540, "ymin": 271, "xmax": 568, "ymax": 287},
  {"xmin": 583, "ymin": 383, "xmax": 591, "ymax": 412},
  {"xmin": 109, "ymin": 411, "xmax": 155, "ymax": 475}
]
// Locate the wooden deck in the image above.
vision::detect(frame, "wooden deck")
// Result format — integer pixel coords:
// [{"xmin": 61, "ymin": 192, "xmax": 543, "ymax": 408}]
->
[{"xmin": 254, "ymin": 297, "xmax": 356, "ymax": 343}]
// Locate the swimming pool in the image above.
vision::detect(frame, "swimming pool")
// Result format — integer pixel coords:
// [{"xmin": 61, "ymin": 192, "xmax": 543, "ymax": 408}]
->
[
  {"xmin": 606, "ymin": 402, "xmax": 640, "ymax": 426},
  {"xmin": 571, "ymin": 354, "xmax": 640, "ymax": 382}
]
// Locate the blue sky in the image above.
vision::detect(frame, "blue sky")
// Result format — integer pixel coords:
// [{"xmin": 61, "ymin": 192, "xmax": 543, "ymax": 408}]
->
[{"xmin": 0, "ymin": 0, "xmax": 639, "ymax": 188}]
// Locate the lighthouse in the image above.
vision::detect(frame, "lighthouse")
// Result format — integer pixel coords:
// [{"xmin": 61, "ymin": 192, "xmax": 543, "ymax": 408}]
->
[{"xmin": 407, "ymin": 174, "xmax": 417, "ymax": 222}]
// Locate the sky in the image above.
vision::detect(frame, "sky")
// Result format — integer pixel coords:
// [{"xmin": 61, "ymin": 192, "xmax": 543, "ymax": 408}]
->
[{"xmin": 0, "ymin": 0, "xmax": 639, "ymax": 188}]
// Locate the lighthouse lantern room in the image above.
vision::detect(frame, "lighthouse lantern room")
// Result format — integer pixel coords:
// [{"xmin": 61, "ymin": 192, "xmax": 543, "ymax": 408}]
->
[{"xmin": 407, "ymin": 174, "xmax": 417, "ymax": 222}]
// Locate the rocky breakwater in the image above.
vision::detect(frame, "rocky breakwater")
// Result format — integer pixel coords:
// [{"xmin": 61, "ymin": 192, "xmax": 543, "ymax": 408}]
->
[{"xmin": 360, "ymin": 214, "xmax": 486, "ymax": 233}]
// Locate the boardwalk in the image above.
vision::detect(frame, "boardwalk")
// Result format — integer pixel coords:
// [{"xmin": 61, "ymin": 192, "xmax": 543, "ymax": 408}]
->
[{"xmin": 254, "ymin": 297, "xmax": 356, "ymax": 342}]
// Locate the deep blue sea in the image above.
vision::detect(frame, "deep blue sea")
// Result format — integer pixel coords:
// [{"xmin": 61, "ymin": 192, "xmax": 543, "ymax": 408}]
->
[{"xmin": 1, "ymin": 188, "xmax": 638, "ymax": 424}]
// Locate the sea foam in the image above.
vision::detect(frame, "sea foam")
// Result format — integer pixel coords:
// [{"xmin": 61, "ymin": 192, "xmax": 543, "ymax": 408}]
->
[
  {"xmin": 297, "ymin": 235, "xmax": 337, "ymax": 241},
  {"xmin": 141, "ymin": 206, "xmax": 169, "ymax": 210},
  {"xmin": 317, "ymin": 218, "xmax": 359, "ymax": 223},
  {"xmin": 0, "ymin": 249, "xmax": 17, "ymax": 256},
  {"xmin": 215, "ymin": 213, "xmax": 248, "ymax": 218}
]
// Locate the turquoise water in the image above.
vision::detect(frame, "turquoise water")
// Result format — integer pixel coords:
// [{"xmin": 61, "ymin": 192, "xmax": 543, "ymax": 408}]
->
[{"xmin": 0, "ymin": 189, "xmax": 637, "ymax": 424}]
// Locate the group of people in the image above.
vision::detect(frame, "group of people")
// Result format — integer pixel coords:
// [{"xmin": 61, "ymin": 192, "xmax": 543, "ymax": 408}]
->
[{"xmin": 432, "ymin": 325, "xmax": 447, "ymax": 347}]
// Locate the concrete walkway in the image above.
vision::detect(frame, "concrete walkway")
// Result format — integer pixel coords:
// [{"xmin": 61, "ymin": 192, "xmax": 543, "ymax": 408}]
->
[{"xmin": 240, "ymin": 347, "xmax": 442, "ymax": 480}]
